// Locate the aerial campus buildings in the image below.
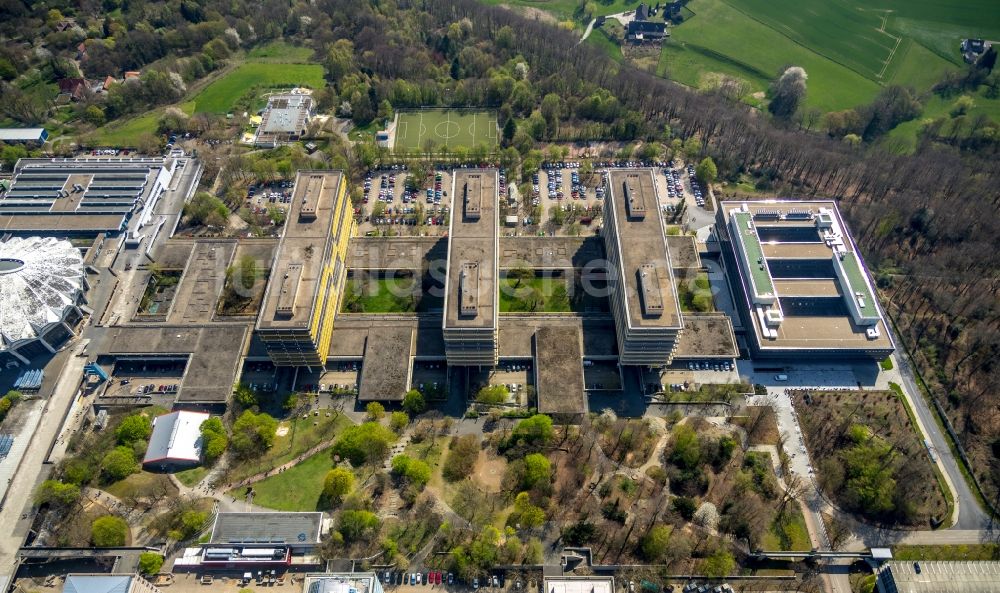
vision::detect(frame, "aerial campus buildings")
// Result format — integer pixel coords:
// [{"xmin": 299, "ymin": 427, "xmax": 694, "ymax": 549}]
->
[
  {"xmin": 716, "ymin": 200, "xmax": 894, "ymax": 360},
  {"xmin": 0, "ymin": 155, "xmax": 892, "ymax": 421}
]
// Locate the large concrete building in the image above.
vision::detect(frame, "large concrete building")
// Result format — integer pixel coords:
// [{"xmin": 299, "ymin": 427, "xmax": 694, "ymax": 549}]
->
[
  {"xmin": 0, "ymin": 236, "xmax": 87, "ymax": 364},
  {"xmin": 602, "ymin": 169, "xmax": 683, "ymax": 365},
  {"xmin": 716, "ymin": 200, "xmax": 894, "ymax": 359},
  {"xmin": 0, "ymin": 158, "xmax": 174, "ymax": 234},
  {"xmin": 442, "ymin": 169, "xmax": 499, "ymax": 367},
  {"xmin": 256, "ymin": 171, "xmax": 353, "ymax": 367},
  {"xmin": 254, "ymin": 93, "xmax": 314, "ymax": 148}
]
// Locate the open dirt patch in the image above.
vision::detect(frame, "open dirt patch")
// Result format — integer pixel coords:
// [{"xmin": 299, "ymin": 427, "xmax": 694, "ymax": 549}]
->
[{"xmin": 474, "ymin": 451, "xmax": 507, "ymax": 493}]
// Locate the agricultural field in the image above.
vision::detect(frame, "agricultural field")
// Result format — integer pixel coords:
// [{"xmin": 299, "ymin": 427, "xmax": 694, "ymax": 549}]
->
[
  {"xmin": 393, "ymin": 110, "xmax": 498, "ymax": 152},
  {"xmin": 479, "ymin": 0, "xmax": 647, "ymax": 21},
  {"xmin": 192, "ymin": 62, "xmax": 325, "ymax": 114},
  {"xmin": 659, "ymin": 0, "xmax": 999, "ymax": 111}
]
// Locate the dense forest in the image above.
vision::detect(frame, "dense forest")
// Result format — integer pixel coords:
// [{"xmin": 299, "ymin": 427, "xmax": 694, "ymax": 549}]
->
[{"xmin": 1, "ymin": 0, "xmax": 998, "ymax": 505}]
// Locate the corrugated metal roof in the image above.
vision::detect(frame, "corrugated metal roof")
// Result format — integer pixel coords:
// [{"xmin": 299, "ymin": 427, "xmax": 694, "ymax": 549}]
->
[{"xmin": 142, "ymin": 410, "xmax": 209, "ymax": 465}]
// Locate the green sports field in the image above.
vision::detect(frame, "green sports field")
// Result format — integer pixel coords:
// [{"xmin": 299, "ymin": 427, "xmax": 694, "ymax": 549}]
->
[{"xmin": 393, "ymin": 110, "xmax": 498, "ymax": 152}]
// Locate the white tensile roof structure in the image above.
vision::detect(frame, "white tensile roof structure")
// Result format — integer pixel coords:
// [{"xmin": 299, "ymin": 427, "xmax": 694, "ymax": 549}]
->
[
  {"xmin": 0, "ymin": 237, "xmax": 84, "ymax": 355},
  {"xmin": 143, "ymin": 410, "xmax": 210, "ymax": 467}
]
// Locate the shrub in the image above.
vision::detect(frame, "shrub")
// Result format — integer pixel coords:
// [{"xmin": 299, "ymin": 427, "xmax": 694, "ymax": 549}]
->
[
  {"xmin": 402, "ymin": 389, "xmax": 426, "ymax": 415},
  {"xmin": 91, "ymin": 516, "xmax": 129, "ymax": 547},
  {"xmin": 35, "ymin": 480, "xmax": 80, "ymax": 507},
  {"xmin": 391, "ymin": 454, "xmax": 431, "ymax": 489},
  {"xmin": 509, "ymin": 414, "xmax": 554, "ymax": 449},
  {"xmin": 443, "ymin": 434, "xmax": 480, "ymax": 482},
  {"xmin": 138, "ymin": 552, "xmax": 164, "ymax": 574},
  {"xmin": 338, "ymin": 509, "xmax": 379, "ymax": 543},
  {"xmin": 640, "ymin": 524, "xmax": 672, "ymax": 561},
  {"xmin": 200, "ymin": 417, "xmax": 228, "ymax": 463},
  {"xmin": 389, "ymin": 411, "xmax": 409, "ymax": 432},
  {"xmin": 366, "ymin": 402, "xmax": 385, "ymax": 421},
  {"xmin": 323, "ymin": 467, "xmax": 355, "ymax": 502},
  {"xmin": 476, "ymin": 384, "xmax": 508, "ymax": 405}
]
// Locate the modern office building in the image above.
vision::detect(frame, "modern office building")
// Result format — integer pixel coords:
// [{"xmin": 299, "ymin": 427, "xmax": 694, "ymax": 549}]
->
[
  {"xmin": 442, "ymin": 169, "xmax": 498, "ymax": 366},
  {"xmin": 254, "ymin": 93, "xmax": 315, "ymax": 148},
  {"xmin": 602, "ymin": 169, "xmax": 683, "ymax": 365},
  {"xmin": 0, "ymin": 158, "xmax": 174, "ymax": 235},
  {"xmin": 256, "ymin": 171, "xmax": 353, "ymax": 367},
  {"xmin": 716, "ymin": 200, "xmax": 894, "ymax": 359}
]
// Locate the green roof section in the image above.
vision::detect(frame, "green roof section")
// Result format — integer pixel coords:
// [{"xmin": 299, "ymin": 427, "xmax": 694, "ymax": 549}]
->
[
  {"xmin": 836, "ymin": 251, "xmax": 878, "ymax": 320},
  {"xmin": 732, "ymin": 211, "xmax": 774, "ymax": 298}
]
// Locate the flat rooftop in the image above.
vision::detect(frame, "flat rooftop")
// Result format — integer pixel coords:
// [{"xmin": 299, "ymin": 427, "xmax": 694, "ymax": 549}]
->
[
  {"xmin": 879, "ymin": 560, "xmax": 1000, "ymax": 593},
  {"xmin": 210, "ymin": 512, "xmax": 323, "ymax": 545},
  {"xmin": 0, "ymin": 158, "xmax": 170, "ymax": 234},
  {"xmin": 720, "ymin": 200, "xmax": 893, "ymax": 352},
  {"xmin": 498, "ymin": 236, "xmax": 605, "ymax": 269},
  {"xmin": 95, "ymin": 325, "xmax": 248, "ymax": 403},
  {"xmin": 347, "ymin": 236, "xmax": 446, "ymax": 269},
  {"xmin": 534, "ymin": 326, "xmax": 585, "ymax": 415},
  {"xmin": 166, "ymin": 240, "xmax": 236, "ymax": 324},
  {"xmin": 606, "ymin": 170, "xmax": 681, "ymax": 328},
  {"xmin": 544, "ymin": 577, "xmax": 615, "ymax": 593},
  {"xmin": 673, "ymin": 314, "xmax": 738, "ymax": 358},
  {"xmin": 665, "ymin": 234, "xmax": 700, "ymax": 269},
  {"xmin": 444, "ymin": 169, "xmax": 497, "ymax": 330},
  {"xmin": 358, "ymin": 326, "xmax": 413, "ymax": 401},
  {"xmin": 258, "ymin": 171, "xmax": 344, "ymax": 330},
  {"xmin": 303, "ymin": 573, "xmax": 378, "ymax": 593}
]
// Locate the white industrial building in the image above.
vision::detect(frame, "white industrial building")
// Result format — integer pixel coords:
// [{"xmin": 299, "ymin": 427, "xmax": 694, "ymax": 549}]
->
[{"xmin": 142, "ymin": 410, "xmax": 210, "ymax": 470}]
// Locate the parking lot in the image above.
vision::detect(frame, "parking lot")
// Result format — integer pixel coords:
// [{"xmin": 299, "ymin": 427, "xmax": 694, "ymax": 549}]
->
[{"xmin": 357, "ymin": 168, "xmax": 454, "ymax": 237}]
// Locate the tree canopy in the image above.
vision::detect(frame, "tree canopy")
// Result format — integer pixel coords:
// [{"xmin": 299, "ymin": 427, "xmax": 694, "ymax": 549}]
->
[
  {"xmin": 331, "ymin": 422, "xmax": 395, "ymax": 466},
  {"xmin": 91, "ymin": 515, "xmax": 129, "ymax": 547}
]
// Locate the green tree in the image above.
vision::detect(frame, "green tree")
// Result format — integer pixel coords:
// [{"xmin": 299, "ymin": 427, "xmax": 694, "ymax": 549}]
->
[
  {"xmin": 391, "ymin": 454, "xmax": 431, "ymax": 489},
  {"xmin": 323, "ymin": 467, "xmax": 355, "ymax": 503},
  {"xmin": 200, "ymin": 417, "xmax": 228, "ymax": 463},
  {"xmin": 233, "ymin": 383, "xmax": 257, "ymax": 408},
  {"xmin": 702, "ymin": 547, "xmax": 735, "ymax": 578},
  {"xmin": 102, "ymin": 446, "xmax": 139, "ymax": 481},
  {"xmin": 230, "ymin": 410, "xmax": 278, "ymax": 457},
  {"xmin": 669, "ymin": 423, "xmax": 701, "ymax": 469},
  {"xmin": 116, "ymin": 414, "xmax": 152, "ymax": 445},
  {"xmin": 502, "ymin": 118, "xmax": 516, "ymax": 145},
  {"xmin": 83, "ymin": 105, "xmax": 106, "ymax": 126},
  {"xmin": 138, "ymin": 552, "xmax": 163, "ymax": 574},
  {"xmin": 366, "ymin": 402, "xmax": 385, "ymax": 421},
  {"xmin": 476, "ymin": 384, "xmax": 509, "ymax": 405},
  {"xmin": 510, "ymin": 492, "xmax": 546, "ymax": 528},
  {"xmin": 521, "ymin": 453, "xmax": 551, "ymax": 490},
  {"xmin": 91, "ymin": 516, "xmax": 129, "ymax": 547},
  {"xmin": 640, "ymin": 524, "xmax": 672, "ymax": 560},
  {"xmin": 184, "ymin": 192, "xmax": 229, "ymax": 227},
  {"xmin": 331, "ymin": 422, "xmax": 395, "ymax": 466},
  {"xmin": 510, "ymin": 414, "xmax": 554, "ymax": 448},
  {"xmin": 695, "ymin": 157, "xmax": 717, "ymax": 185},
  {"xmin": 389, "ymin": 411, "xmax": 409, "ymax": 432},
  {"xmin": 402, "ymin": 389, "xmax": 426, "ymax": 415},
  {"xmin": 443, "ymin": 434, "xmax": 480, "ymax": 482},
  {"xmin": 35, "ymin": 480, "xmax": 80, "ymax": 507}
]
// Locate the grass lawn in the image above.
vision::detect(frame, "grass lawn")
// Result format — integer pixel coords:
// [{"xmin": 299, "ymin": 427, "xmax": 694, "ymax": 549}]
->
[
  {"xmin": 393, "ymin": 110, "xmax": 498, "ymax": 152},
  {"xmin": 247, "ymin": 40, "xmax": 314, "ymax": 62},
  {"xmin": 761, "ymin": 505, "xmax": 811, "ymax": 550},
  {"xmin": 192, "ymin": 62, "xmax": 325, "ymax": 114},
  {"xmin": 586, "ymin": 28, "xmax": 624, "ymax": 64},
  {"xmin": 499, "ymin": 276, "xmax": 573, "ymax": 313},
  {"xmin": 93, "ymin": 102, "xmax": 195, "ymax": 146},
  {"xmin": 243, "ymin": 451, "xmax": 334, "ymax": 511},
  {"xmin": 892, "ymin": 544, "xmax": 1000, "ymax": 561},
  {"xmin": 224, "ymin": 412, "xmax": 353, "ymax": 484},
  {"xmin": 174, "ymin": 466, "xmax": 209, "ymax": 488},
  {"xmin": 105, "ymin": 472, "xmax": 178, "ymax": 500},
  {"xmin": 667, "ymin": 0, "xmax": 881, "ymax": 112},
  {"xmin": 342, "ymin": 276, "xmax": 443, "ymax": 313}
]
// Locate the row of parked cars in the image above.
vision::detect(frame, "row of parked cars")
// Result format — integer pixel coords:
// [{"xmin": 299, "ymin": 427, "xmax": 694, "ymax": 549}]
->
[{"xmin": 687, "ymin": 361, "xmax": 733, "ymax": 372}]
